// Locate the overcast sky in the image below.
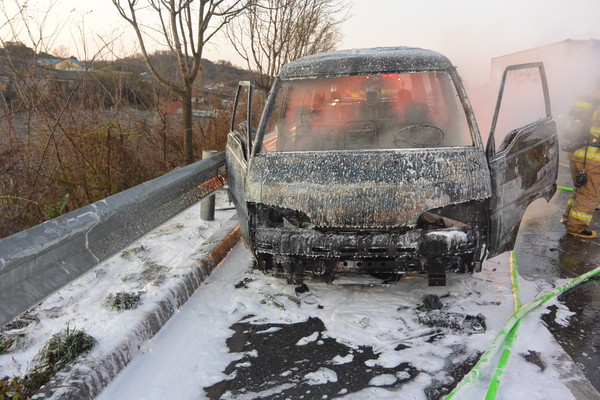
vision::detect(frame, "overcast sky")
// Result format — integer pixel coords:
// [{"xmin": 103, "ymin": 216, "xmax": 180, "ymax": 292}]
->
[
  {"xmin": 342, "ymin": 0, "xmax": 600, "ymax": 83},
  {"xmin": 19, "ymin": 0, "xmax": 600, "ymax": 85}
]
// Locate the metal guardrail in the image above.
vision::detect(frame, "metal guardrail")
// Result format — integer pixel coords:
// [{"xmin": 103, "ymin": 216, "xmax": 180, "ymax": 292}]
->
[{"xmin": 0, "ymin": 153, "xmax": 227, "ymax": 327}]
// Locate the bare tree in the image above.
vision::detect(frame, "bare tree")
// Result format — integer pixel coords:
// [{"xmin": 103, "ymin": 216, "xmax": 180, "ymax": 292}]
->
[
  {"xmin": 226, "ymin": 0, "xmax": 349, "ymax": 92},
  {"xmin": 111, "ymin": 0, "xmax": 250, "ymax": 164}
]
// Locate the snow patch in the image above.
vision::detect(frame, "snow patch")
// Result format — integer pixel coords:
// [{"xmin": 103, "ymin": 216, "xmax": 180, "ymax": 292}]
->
[
  {"xmin": 305, "ymin": 367, "xmax": 338, "ymax": 385},
  {"xmin": 331, "ymin": 354, "xmax": 354, "ymax": 365},
  {"xmin": 296, "ymin": 332, "xmax": 319, "ymax": 346},
  {"xmin": 369, "ymin": 374, "xmax": 397, "ymax": 386}
]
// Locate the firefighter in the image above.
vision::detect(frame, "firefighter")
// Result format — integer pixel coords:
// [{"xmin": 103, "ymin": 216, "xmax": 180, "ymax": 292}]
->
[{"xmin": 562, "ymin": 85, "xmax": 600, "ymax": 238}]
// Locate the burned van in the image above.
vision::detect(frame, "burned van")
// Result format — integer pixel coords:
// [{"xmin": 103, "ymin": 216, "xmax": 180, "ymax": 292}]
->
[{"xmin": 226, "ymin": 47, "xmax": 558, "ymax": 286}]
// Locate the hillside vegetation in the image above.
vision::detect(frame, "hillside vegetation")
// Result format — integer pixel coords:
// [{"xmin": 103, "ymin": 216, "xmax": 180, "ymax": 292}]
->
[{"xmin": 0, "ymin": 43, "xmax": 253, "ymax": 238}]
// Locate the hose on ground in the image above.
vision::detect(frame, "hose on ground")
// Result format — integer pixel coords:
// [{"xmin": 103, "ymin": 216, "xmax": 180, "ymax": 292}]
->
[
  {"xmin": 445, "ymin": 255, "xmax": 600, "ymax": 399},
  {"xmin": 484, "ymin": 251, "xmax": 522, "ymax": 399}
]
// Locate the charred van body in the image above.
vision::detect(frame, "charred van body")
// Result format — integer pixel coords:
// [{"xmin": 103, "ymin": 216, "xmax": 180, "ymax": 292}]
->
[{"xmin": 226, "ymin": 47, "xmax": 558, "ymax": 286}]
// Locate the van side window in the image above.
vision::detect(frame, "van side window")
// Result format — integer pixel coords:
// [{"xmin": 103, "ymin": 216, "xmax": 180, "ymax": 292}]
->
[{"xmin": 492, "ymin": 68, "xmax": 547, "ymax": 152}]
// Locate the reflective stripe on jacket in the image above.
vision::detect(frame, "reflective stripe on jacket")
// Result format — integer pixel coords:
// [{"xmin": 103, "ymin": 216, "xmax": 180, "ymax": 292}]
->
[
  {"xmin": 570, "ymin": 209, "xmax": 593, "ymax": 223},
  {"xmin": 574, "ymin": 100, "xmax": 593, "ymax": 110},
  {"xmin": 591, "ymin": 109, "xmax": 600, "ymax": 138},
  {"xmin": 573, "ymin": 146, "xmax": 600, "ymax": 161},
  {"xmin": 571, "ymin": 98, "xmax": 600, "ymax": 154}
]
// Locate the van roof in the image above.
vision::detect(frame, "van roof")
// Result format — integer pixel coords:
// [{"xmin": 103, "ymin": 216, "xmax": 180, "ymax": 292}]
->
[{"xmin": 279, "ymin": 47, "xmax": 454, "ymax": 80}]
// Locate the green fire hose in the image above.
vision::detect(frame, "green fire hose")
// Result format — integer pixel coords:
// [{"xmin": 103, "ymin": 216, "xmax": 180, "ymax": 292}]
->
[
  {"xmin": 485, "ymin": 251, "xmax": 522, "ymax": 399},
  {"xmin": 445, "ymin": 253, "xmax": 600, "ymax": 399},
  {"xmin": 557, "ymin": 185, "xmax": 574, "ymax": 192}
]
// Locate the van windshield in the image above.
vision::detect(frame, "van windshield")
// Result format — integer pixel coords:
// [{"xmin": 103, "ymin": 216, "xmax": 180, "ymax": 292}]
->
[{"xmin": 261, "ymin": 72, "xmax": 473, "ymax": 152}]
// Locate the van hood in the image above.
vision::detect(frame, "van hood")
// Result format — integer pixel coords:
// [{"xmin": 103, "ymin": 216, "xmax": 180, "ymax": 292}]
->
[{"xmin": 247, "ymin": 148, "xmax": 492, "ymax": 228}]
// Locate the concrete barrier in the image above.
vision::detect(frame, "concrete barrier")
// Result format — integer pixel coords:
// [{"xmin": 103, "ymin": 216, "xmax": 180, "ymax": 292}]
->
[{"xmin": 0, "ymin": 154, "xmax": 227, "ymax": 327}]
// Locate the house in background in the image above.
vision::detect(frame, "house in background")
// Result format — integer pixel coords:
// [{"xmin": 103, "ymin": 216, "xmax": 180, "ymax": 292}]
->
[
  {"xmin": 56, "ymin": 58, "xmax": 88, "ymax": 71},
  {"xmin": 37, "ymin": 57, "xmax": 88, "ymax": 71}
]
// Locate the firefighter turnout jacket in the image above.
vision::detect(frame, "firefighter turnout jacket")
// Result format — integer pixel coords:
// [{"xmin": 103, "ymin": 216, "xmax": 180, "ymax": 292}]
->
[{"xmin": 563, "ymin": 96, "xmax": 600, "ymax": 235}]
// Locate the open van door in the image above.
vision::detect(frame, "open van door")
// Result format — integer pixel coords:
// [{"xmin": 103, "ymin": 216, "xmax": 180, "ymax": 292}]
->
[
  {"xmin": 486, "ymin": 63, "xmax": 559, "ymax": 258},
  {"xmin": 226, "ymin": 81, "xmax": 255, "ymax": 239}
]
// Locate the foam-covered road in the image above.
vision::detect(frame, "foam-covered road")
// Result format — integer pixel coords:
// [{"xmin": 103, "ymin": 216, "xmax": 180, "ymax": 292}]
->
[{"xmin": 97, "ymin": 209, "xmax": 598, "ymax": 400}]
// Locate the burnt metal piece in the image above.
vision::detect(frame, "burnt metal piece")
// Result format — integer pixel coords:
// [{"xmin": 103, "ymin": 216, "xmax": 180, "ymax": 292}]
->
[
  {"xmin": 422, "ymin": 294, "xmax": 444, "ymax": 310},
  {"xmin": 295, "ymin": 283, "xmax": 310, "ymax": 295},
  {"xmin": 522, "ymin": 350, "xmax": 547, "ymax": 372},
  {"xmin": 417, "ymin": 311, "xmax": 486, "ymax": 334},
  {"xmin": 426, "ymin": 259, "xmax": 447, "ymax": 287}
]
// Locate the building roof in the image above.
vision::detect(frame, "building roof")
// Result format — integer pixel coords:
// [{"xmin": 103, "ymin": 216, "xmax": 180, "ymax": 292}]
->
[
  {"xmin": 37, "ymin": 57, "xmax": 88, "ymax": 68},
  {"xmin": 37, "ymin": 58, "xmax": 62, "ymax": 65},
  {"xmin": 278, "ymin": 46, "xmax": 454, "ymax": 80}
]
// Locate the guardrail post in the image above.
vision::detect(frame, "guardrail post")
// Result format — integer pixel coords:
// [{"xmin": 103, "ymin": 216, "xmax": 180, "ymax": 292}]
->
[{"xmin": 200, "ymin": 150, "xmax": 218, "ymax": 221}]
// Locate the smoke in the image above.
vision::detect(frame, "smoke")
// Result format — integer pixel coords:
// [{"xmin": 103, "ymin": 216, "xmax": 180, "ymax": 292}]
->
[
  {"xmin": 453, "ymin": 41, "xmax": 600, "ymax": 223},
  {"xmin": 455, "ymin": 40, "xmax": 600, "ymax": 154}
]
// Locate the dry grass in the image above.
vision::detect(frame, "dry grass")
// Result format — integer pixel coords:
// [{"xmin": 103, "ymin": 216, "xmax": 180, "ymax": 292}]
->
[
  {"xmin": 104, "ymin": 292, "xmax": 142, "ymax": 311},
  {"xmin": 0, "ymin": 103, "xmax": 230, "ymax": 239},
  {"xmin": 0, "ymin": 377, "xmax": 28, "ymax": 399},
  {"xmin": 0, "ymin": 325, "xmax": 96, "ymax": 399},
  {"xmin": 32, "ymin": 325, "xmax": 96, "ymax": 368}
]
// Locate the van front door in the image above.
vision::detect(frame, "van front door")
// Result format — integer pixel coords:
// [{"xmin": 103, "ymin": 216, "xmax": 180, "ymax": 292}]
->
[
  {"xmin": 486, "ymin": 63, "xmax": 559, "ymax": 258},
  {"xmin": 226, "ymin": 81, "xmax": 255, "ymax": 240}
]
